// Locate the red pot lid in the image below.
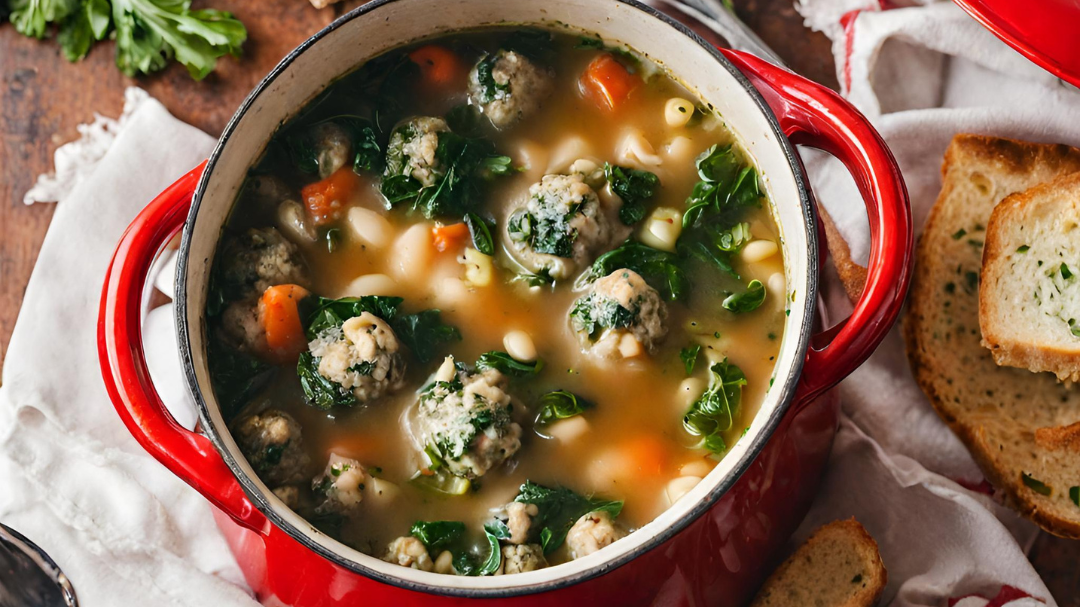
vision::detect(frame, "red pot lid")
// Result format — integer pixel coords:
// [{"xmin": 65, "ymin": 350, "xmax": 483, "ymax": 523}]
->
[{"xmin": 952, "ymin": 0, "xmax": 1080, "ymax": 88}]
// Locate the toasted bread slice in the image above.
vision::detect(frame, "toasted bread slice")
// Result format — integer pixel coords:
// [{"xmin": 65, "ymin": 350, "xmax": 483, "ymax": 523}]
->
[
  {"xmin": 904, "ymin": 134, "xmax": 1080, "ymax": 539},
  {"xmin": 750, "ymin": 519, "xmax": 886, "ymax": 607},
  {"xmin": 980, "ymin": 172, "xmax": 1080, "ymax": 382},
  {"xmin": 819, "ymin": 205, "xmax": 867, "ymax": 304}
]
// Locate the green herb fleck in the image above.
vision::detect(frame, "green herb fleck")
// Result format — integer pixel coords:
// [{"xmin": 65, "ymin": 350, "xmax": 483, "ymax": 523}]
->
[
  {"xmin": 1016, "ymin": 245, "xmax": 1030, "ymax": 253},
  {"xmin": 680, "ymin": 344, "xmax": 702, "ymax": 375},
  {"xmin": 1022, "ymin": 472, "xmax": 1052, "ymax": 496},
  {"xmin": 951, "ymin": 228, "xmax": 967, "ymax": 240}
]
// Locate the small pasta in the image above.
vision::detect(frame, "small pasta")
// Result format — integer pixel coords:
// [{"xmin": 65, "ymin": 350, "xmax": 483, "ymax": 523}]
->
[
  {"xmin": 460, "ymin": 247, "xmax": 494, "ymax": 287},
  {"xmin": 639, "ymin": 207, "xmax": 683, "ymax": 252},
  {"xmin": 664, "ymin": 97, "xmax": 694, "ymax": 127},
  {"xmin": 615, "ymin": 128, "xmax": 662, "ymax": 169},
  {"xmin": 661, "ymin": 135, "xmax": 695, "ymax": 165}
]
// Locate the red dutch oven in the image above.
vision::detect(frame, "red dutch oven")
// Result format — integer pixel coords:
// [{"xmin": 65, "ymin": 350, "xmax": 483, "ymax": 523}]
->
[{"xmin": 98, "ymin": 0, "xmax": 912, "ymax": 604}]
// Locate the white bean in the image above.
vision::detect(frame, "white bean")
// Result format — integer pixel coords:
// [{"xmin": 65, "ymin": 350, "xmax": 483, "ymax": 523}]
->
[
  {"xmin": 679, "ymin": 459, "xmax": 713, "ymax": 478},
  {"xmin": 432, "ymin": 276, "xmax": 470, "ymax": 311},
  {"xmin": 741, "ymin": 239, "xmax": 779, "ymax": 264},
  {"xmin": 460, "ymin": 247, "xmax": 493, "ymax": 287},
  {"xmin": 664, "ymin": 97, "xmax": 695, "ymax": 127},
  {"xmin": 276, "ymin": 200, "xmax": 318, "ymax": 243},
  {"xmin": 388, "ymin": 222, "xmax": 434, "ymax": 283},
  {"xmin": 662, "ymin": 136, "xmax": 695, "ymax": 165},
  {"xmin": 342, "ymin": 274, "xmax": 398, "ymax": 297},
  {"xmin": 347, "ymin": 206, "xmax": 394, "ymax": 250},
  {"xmin": 767, "ymin": 271, "xmax": 786, "ymax": 300},
  {"xmin": 365, "ymin": 477, "xmax": 400, "ymax": 507},
  {"xmin": 618, "ymin": 333, "xmax": 643, "ymax": 358},
  {"xmin": 434, "ymin": 550, "xmax": 455, "ymax": 574},
  {"xmin": 568, "ymin": 158, "xmax": 605, "ymax": 187},
  {"xmin": 615, "ymin": 129, "xmax": 662, "ymax": 168},
  {"xmin": 503, "ymin": 330, "xmax": 537, "ymax": 362},
  {"xmin": 639, "ymin": 207, "xmax": 683, "ymax": 252},
  {"xmin": 678, "ymin": 377, "xmax": 706, "ymax": 408},
  {"xmin": 547, "ymin": 415, "xmax": 590, "ymax": 444},
  {"xmin": 666, "ymin": 475, "xmax": 702, "ymax": 504}
]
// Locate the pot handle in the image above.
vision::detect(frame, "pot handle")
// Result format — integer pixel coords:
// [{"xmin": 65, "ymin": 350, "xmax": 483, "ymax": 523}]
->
[
  {"xmin": 98, "ymin": 162, "xmax": 270, "ymax": 535},
  {"xmin": 720, "ymin": 49, "xmax": 913, "ymax": 403}
]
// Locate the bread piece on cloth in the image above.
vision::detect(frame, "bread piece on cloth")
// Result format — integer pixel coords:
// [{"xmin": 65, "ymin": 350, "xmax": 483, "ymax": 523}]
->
[
  {"xmin": 749, "ymin": 518, "xmax": 886, "ymax": 607},
  {"xmin": 904, "ymin": 134, "xmax": 1080, "ymax": 538},
  {"xmin": 819, "ymin": 205, "xmax": 867, "ymax": 304},
  {"xmin": 980, "ymin": 172, "xmax": 1080, "ymax": 382}
]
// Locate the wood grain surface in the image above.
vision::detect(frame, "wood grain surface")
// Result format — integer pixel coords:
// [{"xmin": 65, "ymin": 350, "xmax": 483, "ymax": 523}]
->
[{"xmin": 0, "ymin": 0, "xmax": 1073, "ymax": 601}]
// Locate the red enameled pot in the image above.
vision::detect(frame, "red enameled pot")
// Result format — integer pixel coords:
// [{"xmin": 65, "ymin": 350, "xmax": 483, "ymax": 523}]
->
[{"xmin": 98, "ymin": 1, "xmax": 912, "ymax": 604}]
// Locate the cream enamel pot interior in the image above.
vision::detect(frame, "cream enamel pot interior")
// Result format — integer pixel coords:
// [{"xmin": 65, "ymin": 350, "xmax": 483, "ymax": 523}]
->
[{"xmin": 98, "ymin": 0, "xmax": 912, "ymax": 604}]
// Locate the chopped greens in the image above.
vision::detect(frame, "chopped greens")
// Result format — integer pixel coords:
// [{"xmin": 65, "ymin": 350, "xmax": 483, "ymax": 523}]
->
[
  {"xmin": 604, "ymin": 163, "xmax": 660, "ymax": 225},
  {"xmin": 1021, "ymin": 472, "xmax": 1052, "ymax": 496},
  {"xmin": 465, "ymin": 212, "xmax": 496, "ymax": 256},
  {"xmin": 534, "ymin": 390, "xmax": 593, "ymax": 427},
  {"xmin": 393, "ymin": 309, "xmax": 462, "ymax": 364},
  {"xmin": 680, "ymin": 344, "xmax": 702, "ymax": 375},
  {"xmin": 1016, "ymin": 245, "xmax": 1030, "ymax": 253},
  {"xmin": 475, "ymin": 351, "xmax": 543, "ymax": 377},
  {"xmin": 569, "ymin": 292, "xmax": 636, "ymax": 341},
  {"xmin": 8, "ymin": 0, "xmax": 246, "ymax": 78},
  {"xmin": 382, "ymin": 130, "xmax": 512, "ymax": 219},
  {"xmin": 474, "ymin": 52, "xmax": 509, "ymax": 104},
  {"xmin": 1062, "ymin": 263, "xmax": 1074, "ymax": 280},
  {"xmin": 513, "ymin": 481, "xmax": 623, "ymax": 554},
  {"xmin": 683, "ymin": 359, "xmax": 747, "ymax": 454},
  {"xmin": 207, "ymin": 336, "xmax": 272, "ymax": 421},
  {"xmin": 409, "ymin": 520, "xmax": 466, "ymax": 552},
  {"xmin": 297, "ymin": 351, "xmax": 356, "ymax": 410},
  {"xmin": 575, "ymin": 239, "xmax": 689, "ymax": 301},
  {"xmin": 722, "ymin": 279, "xmax": 766, "ymax": 313}
]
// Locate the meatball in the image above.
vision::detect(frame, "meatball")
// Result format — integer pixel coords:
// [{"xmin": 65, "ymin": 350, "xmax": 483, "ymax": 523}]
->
[
  {"xmin": 504, "ymin": 502, "xmax": 537, "ymax": 545},
  {"xmin": 307, "ymin": 312, "xmax": 407, "ymax": 405},
  {"xmin": 506, "ymin": 174, "xmax": 612, "ymax": 280},
  {"xmin": 218, "ymin": 227, "xmax": 308, "ymax": 353},
  {"xmin": 312, "ymin": 453, "xmax": 369, "ymax": 515},
  {"xmin": 566, "ymin": 510, "xmax": 625, "ymax": 560},
  {"xmin": 384, "ymin": 116, "xmax": 451, "ymax": 188},
  {"xmin": 312, "ymin": 122, "xmax": 353, "ymax": 179},
  {"xmin": 233, "ymin": 410, "xmax": 310, "ymax": 486},
  {"xmin": 414, "ymin": 356, "xmax": 522, "ymax": 479},
  {"xmin": 468, "ymin": 50, "xmax": 553, "ymax": 129},
  {"xmin": 383, "ymin": 536, "xmax": 434, "ymax": 571},
  {"xmin": 570, "ymin": 268, "xmax": 667, "ymax": 358},
  {"xmin": 500, "ymin": 544, "xmax": 547, "ymax": 574}
]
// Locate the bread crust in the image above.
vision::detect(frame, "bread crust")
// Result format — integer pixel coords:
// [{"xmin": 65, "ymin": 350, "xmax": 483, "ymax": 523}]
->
[
  {"xmin": 750, "ymin": 518, "xmax": 886, "ymax": 607},
  {"xmin": 904, "ymin": 134, "xmax": 1080, "ymax": 539},
  {"xmin": 979, "ymin": 172, "xmax": 1080, "ymax": 382},
  {"xmin": 819, "ymin": 205, "xmax": 867, "ymax": 305}
]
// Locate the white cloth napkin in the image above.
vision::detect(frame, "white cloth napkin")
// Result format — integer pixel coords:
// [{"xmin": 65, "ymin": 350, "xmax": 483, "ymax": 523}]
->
[
  {"xmin": 789, "ymin": 1, "xmax": 1080, "ymax": 605},
  {"xmin": 0, "ymin": 89, "xmax": 259, "ymax": 606}
]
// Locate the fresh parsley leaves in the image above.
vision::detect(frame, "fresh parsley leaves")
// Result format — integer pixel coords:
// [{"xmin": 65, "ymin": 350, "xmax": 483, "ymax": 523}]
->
[{"xmin": 682, "ymin": 359, "xmax": 746, "ymax": 454}]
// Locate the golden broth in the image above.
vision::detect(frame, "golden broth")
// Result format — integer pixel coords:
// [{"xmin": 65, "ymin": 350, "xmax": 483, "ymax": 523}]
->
[{"xmin": 215, "ymin": 28, "xmax": 786, "ymax": 565}]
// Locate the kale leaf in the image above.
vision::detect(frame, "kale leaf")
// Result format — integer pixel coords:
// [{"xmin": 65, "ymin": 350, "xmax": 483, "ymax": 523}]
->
[
  {"xmin": 513, "ymin": 481, "xmax": 623, "ymax": 554},
  {"xmin": 465, "ymin": 212, "xmax": 496, "ymax": 256},
  {"xmin": 534, "ymin": 390, "xmax": 593, "ymax": 427},
  {"xmin": 297, "ymin": 351, "xmax": 356, "ymax": 410},
  {"xmin": 722, "ymin": 279, "xmax": 766, "ymax": 313},
  {"xmin": 604, "ymin": 163, "xmax": 659, "ymax": 225},
  {"xmin": 394, "ymin": 309, "xmax": 462, "ymax": 364},
  {"xmin": 409, "ymin": 521, "xmax": 466, "ymax": 552},
  {"xmin": 682, "ymin": 359, "xmax": 747, "ymax": 453},
  {"xmin": 475, "ymin": 351, "xmax": 543, "ymax": 377},
  {"xmin": 207, "ymin": 336, "xmax": 273, "ymax": 422}
]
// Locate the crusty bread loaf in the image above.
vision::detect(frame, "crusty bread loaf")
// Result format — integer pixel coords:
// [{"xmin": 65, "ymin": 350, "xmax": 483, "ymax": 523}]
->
[
  {"xmin": 904, "ymin": 134, "xmax": 1080, "ymax": 539},
  {"xmin": 749, "ymin": 518, "xmax": 886, "ymax": 607},
  {"xmin": 819, "ymin": 205, "xmax": 867, "ymax": 304},
  {"xmin": 980, "ymin": 172, "xmax": 1080, "ymax": 382}
]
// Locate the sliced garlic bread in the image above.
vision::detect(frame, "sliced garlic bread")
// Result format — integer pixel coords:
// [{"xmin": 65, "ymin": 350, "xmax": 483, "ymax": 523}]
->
[
  {"xmin": 980, "ymin": 172, "xmax": 1080, "ymax": 382},
  {"xmin": 904, "ymin": 134, "xmax": 1080, "ymax": 538},
  {"xmin": 749, "ymin": 518, "xmax": 886, "ymax": 607}
]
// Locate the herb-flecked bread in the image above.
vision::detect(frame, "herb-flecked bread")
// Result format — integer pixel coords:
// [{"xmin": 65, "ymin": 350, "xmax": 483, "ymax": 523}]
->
[
  {"xmin": 904, "ymin": 134, "xmax": 1080, "ymax": 538},
  {"xmin": 980, "ymin": 172, "xmax": 1080, "ymax": 382},
  {"xmin": 749, "ymin": 518, "xmax": 886, "ymax": 607}
]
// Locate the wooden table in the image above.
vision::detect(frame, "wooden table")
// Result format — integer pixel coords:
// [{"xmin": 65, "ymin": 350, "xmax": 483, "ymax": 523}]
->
[{"xmin": 0, "ymin": 0, "xmax": 1074, "ymax": 601}]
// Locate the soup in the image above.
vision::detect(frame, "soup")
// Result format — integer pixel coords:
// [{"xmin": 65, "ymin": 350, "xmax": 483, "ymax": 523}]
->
[{"xmin": 206, "ymin": 26, "xmax": 786, "ymax": 576}]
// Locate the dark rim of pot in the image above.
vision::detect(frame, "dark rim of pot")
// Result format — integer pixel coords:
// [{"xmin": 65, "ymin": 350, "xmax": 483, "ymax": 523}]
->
[{"xmin": 176, "ymin": 0, "xmax": 818, "ymax": 598}]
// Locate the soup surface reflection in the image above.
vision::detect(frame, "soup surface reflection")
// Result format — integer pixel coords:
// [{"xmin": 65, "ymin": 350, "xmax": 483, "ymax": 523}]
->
[{"xmin": 208, "ymin": 27, "xmax": 787, "ymax": 575}]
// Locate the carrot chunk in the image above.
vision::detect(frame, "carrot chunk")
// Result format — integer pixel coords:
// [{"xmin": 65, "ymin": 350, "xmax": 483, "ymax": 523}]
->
[
  {"xmin": 300, "ymin": 167, "xmax": 360, "ymax": 226},
  {"xmin": 622, "ymin": 434, "xmax": 669, "ymax": 478},
  {"xmin": 431, "ymin": 222, "xmax": 471, "ymax": 253},
  {"xmin": 409, "ymin": 44, "xmax": 465, "ymax": 87},
  {"xmin": 579, "ymin": 53, "xmax": 641, "ymax": 112},
  {"xmin": 261, "ymin": 284, "xmax": 311, "ymax": 363}
]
